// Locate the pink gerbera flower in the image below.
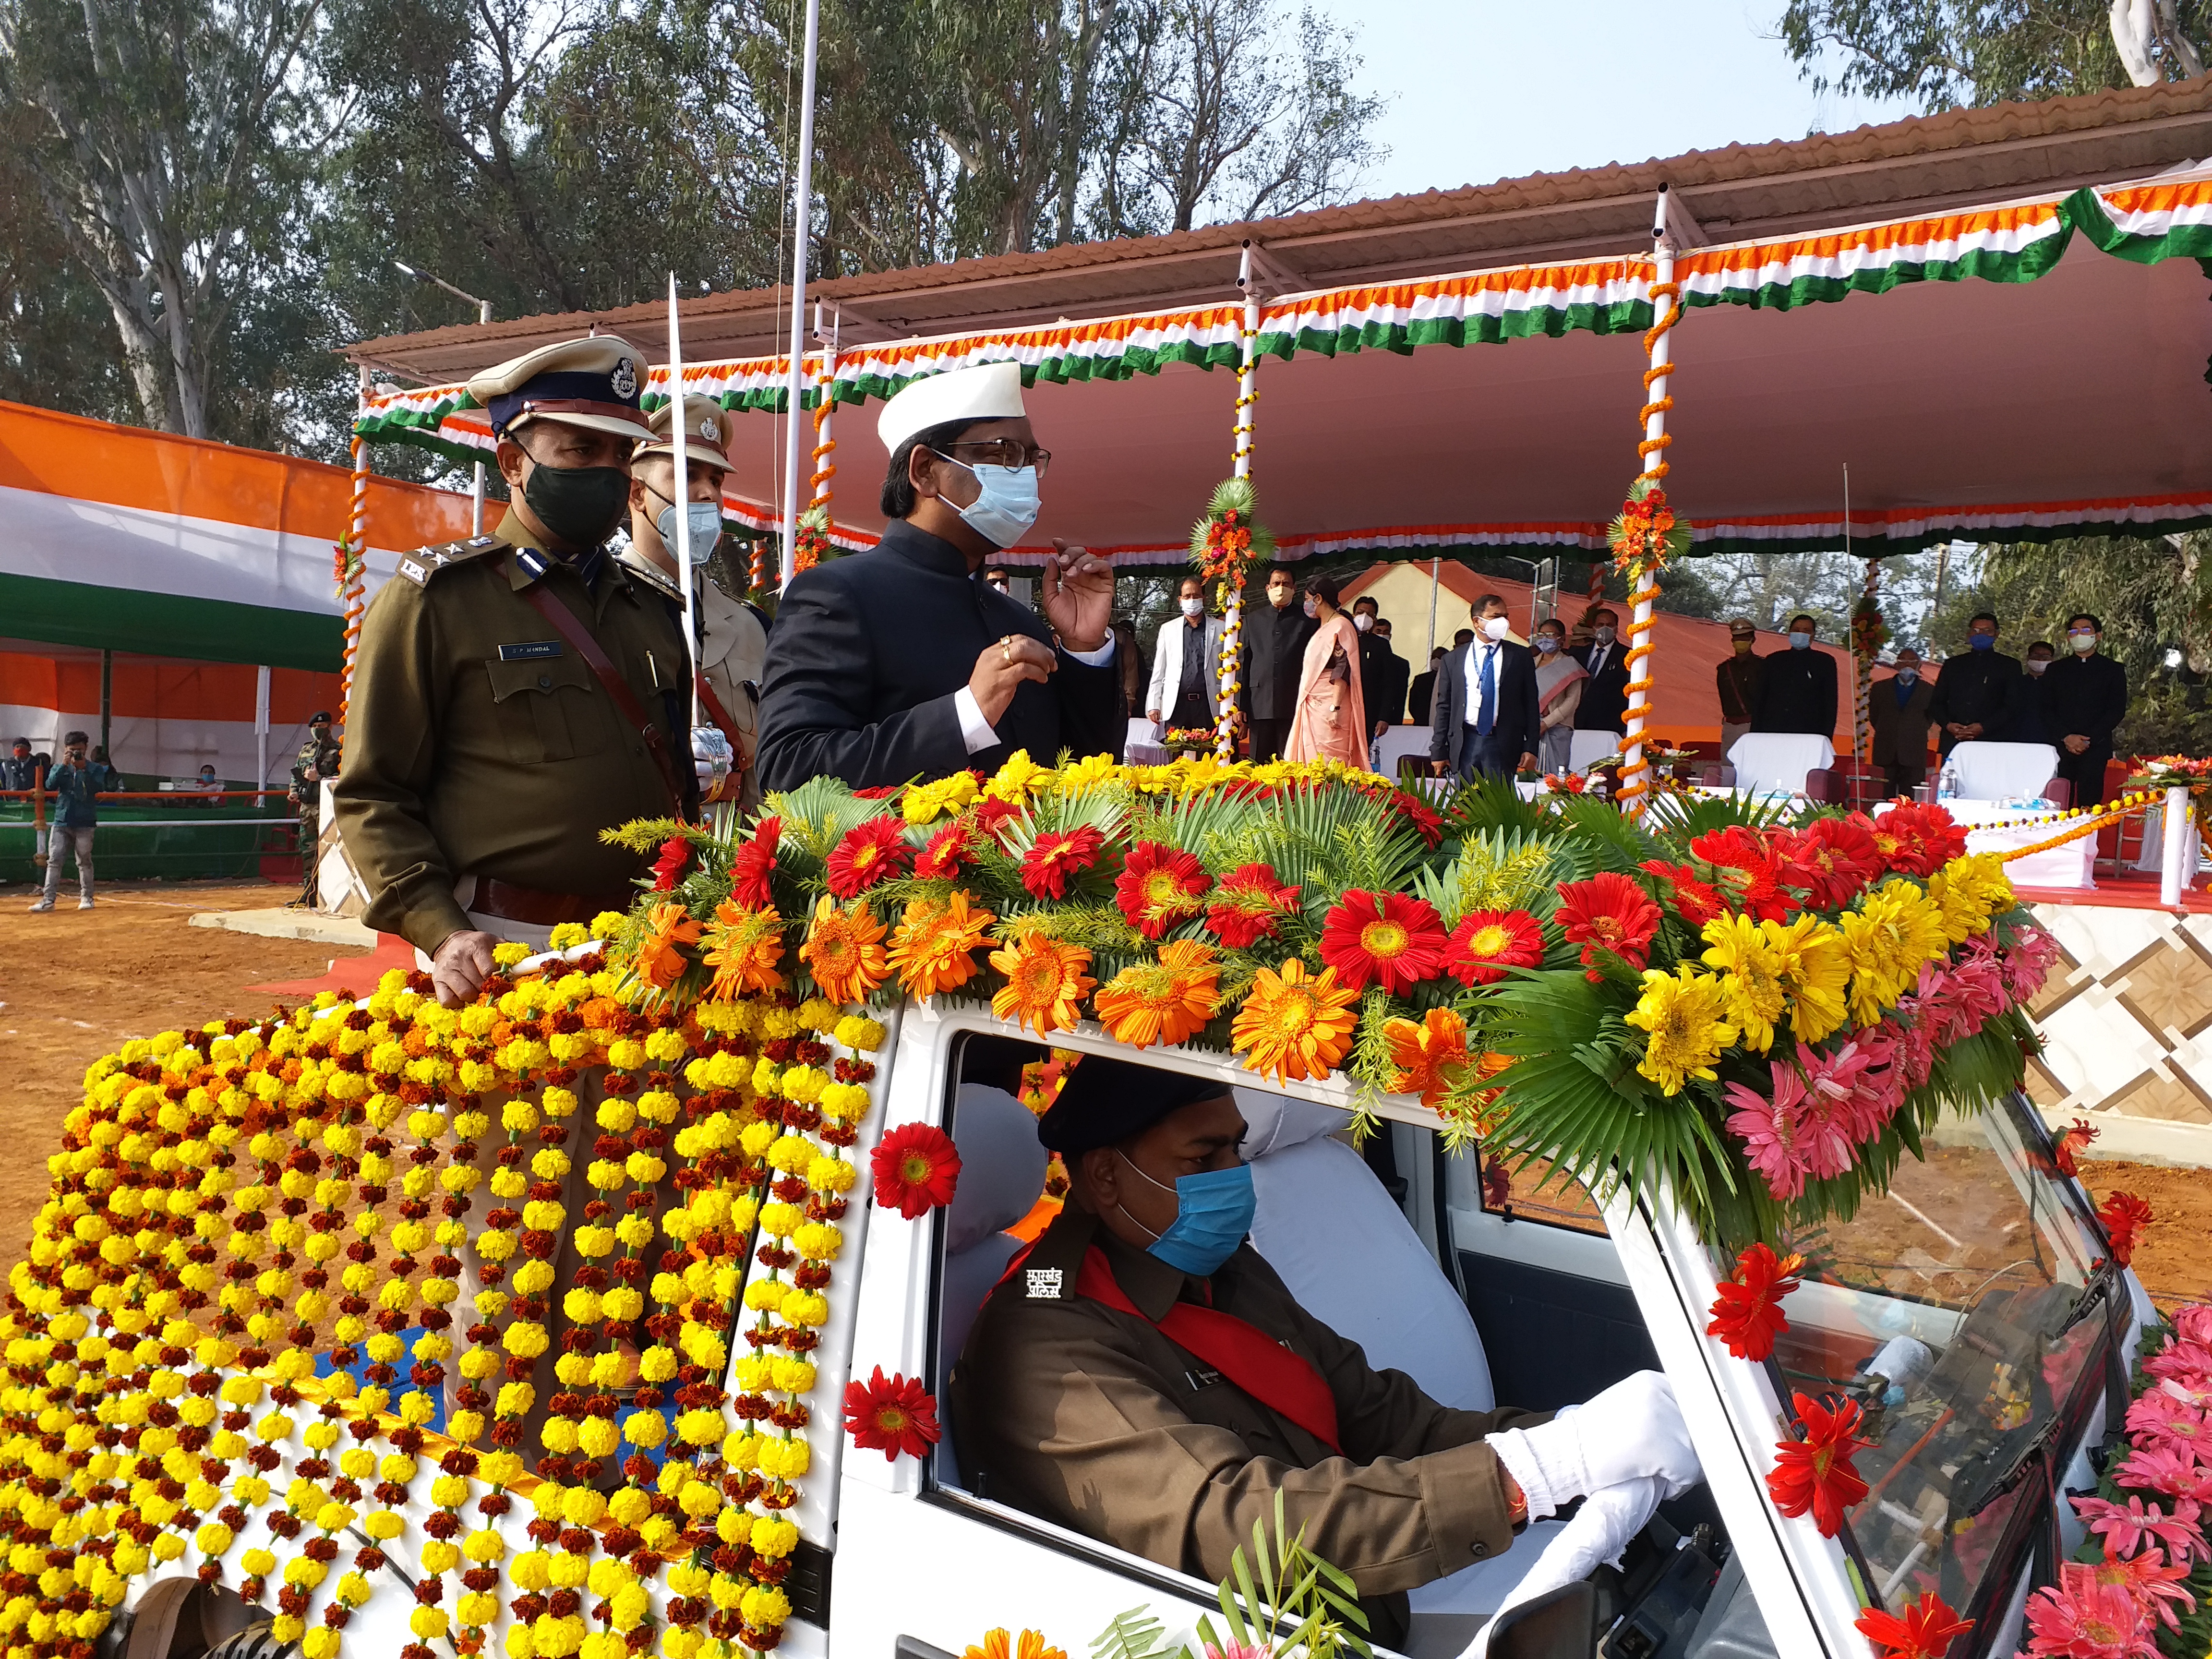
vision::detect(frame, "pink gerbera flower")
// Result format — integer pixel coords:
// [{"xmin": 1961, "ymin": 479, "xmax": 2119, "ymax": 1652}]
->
[
  {"xmin": 2118, "ymin": 1441, "xmax": 2212, "ymax": 1504},
  {"xmin": 2022, "ymin": 1563, "xmax": 2157, "ymax": 1657},
  {"xmin": 2071, "ymin": 1494, "xmax": 2206, "ymax": 1565}
]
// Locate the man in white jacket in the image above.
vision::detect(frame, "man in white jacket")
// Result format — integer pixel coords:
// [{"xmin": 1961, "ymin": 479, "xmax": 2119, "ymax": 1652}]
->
[{"xmin": 1146, "ymin": 576, "xmax": 1233, "ymax": 737}]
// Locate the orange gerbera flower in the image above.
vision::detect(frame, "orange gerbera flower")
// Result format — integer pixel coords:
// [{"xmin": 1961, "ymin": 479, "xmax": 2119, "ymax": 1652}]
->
[
  {"xmin": 887, "ymin": 891, "xmax": 997, "ymax": 997},
  {"xmin": 1093, "ymin": 939, "xmax": 1220, "ymax": 1048},
  {"xmin": 988, "ymin": 928, "xmax": 1096, "ymax": 1037},
  {"xmin": 700, "ymin": 901, "xmax": 786, "ymax": 999},
  {"xmin": 797, "ymin": 896, "xmax": 889, "ymax": 1005},
  {"xmin": 634, "ymin": 902, "xmax": 704, "ymax": 991},
  {"xmin": 1382, "ymin": 1005, "xmax": 1470, "ymax": 1107},
  {"xmin": 1231, "ymin": 958, "xmax": 1360, "ymax": 1083}
]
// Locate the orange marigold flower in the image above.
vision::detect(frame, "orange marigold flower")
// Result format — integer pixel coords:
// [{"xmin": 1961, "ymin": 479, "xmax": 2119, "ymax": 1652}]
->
[
  {"xmin": 634, "ymin": 902, "xmax": 704, "ymax": 991},
  {"xmin": 1231, "ymin": 958, "xmax": 1360, "ymax": 1083},
  {"xmin": 1093, "ymin": 940, "xmax": 1220, "ymax": 1049},
  {"xmin": 1382, "ymin": 1006, "xmax": 1469, "ymax": 1107},
  {"xmin": 700, "ymin": 902, "xmax": 785, "ymax": 1000},
  {"xmin": 797, "ymin": 896, "xmax": 889, "ymax": 1006},
  {"xmin": 988, "ymin": 928, "xmax": 1096, "ymax": 1038},
  {"xmin": 887, "ymin": 891, "xmax": 997, "ymax": 998}
]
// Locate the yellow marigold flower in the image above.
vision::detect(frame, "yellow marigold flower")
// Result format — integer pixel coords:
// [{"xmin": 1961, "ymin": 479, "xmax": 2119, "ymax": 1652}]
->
[{"xmin": 1625, "ymin": 966, "xmax": 1739, "ymax": 1095}]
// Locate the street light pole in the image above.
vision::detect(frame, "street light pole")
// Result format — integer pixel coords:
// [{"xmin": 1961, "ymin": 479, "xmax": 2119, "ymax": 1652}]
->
[{"xmin": 395, "ymin": 260, "xmax": 495, "ymax": 533}]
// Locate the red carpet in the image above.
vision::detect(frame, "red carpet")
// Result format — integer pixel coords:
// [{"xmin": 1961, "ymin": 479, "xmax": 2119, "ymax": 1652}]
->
[
  {"xmin": 247, "ymin": 931, "xmax": 417, "ymax": 1001},
  {"xmin": 2013, "ymin": 870, "xmax": 2212, "ymax": 914}
]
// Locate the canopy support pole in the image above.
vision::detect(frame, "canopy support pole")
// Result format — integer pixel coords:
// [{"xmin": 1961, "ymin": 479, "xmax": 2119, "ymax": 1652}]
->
[
  {"xmin": 338, "ymin": 364, "xmax": 373, "ymax": 743},
  {"xmin": 797, "ymin": 301, "xmax": 838, "ymax": 573},
  {"xmin": 1618, "ymin": 194, "xmax": 1681, "ymax": 816},
  {"xmin": 669, "ymin": 273, "xmax": 700, "ymax": 732},
  {"xmin": 254, "ymin": 665, "xmax": 272, "ymax": 807},
  {"xmin": 1217, "ymin": 247, "xmax": 1260, "ymax": 760},
  {"xmin": 777, "ymin": 0, "xmax": 823, "ymax": 590}
]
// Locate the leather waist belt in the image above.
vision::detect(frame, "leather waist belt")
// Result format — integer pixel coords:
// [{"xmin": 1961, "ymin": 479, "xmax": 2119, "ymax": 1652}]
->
[{"xmin": 469, "ymin": 878, "xmax": 634, "ymax": 928}]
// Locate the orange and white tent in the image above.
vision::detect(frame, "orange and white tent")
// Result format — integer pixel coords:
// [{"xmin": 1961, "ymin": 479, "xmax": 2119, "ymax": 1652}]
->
[{"xmin": 0, "ymin": 401, "xmax": 473, "ymax": 781}]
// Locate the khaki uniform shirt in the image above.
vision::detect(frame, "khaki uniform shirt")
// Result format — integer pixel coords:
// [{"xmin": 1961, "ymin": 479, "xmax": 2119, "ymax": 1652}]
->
[
  {"xmin": 332, "ymin": 509, "xmax": 689, "ymax": 954},
  {"xmin": 950, "ymin": 1206, "xmax": 1545, "ymax": 1647},
  {"xmin": 614, "ymin": 550, "xmax": 770, "ymax": 809}
]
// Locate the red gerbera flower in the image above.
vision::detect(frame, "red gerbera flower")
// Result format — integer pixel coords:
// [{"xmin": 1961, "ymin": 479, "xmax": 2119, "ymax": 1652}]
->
[
  {"xmin": 842, "ymin": 1366, "xmax": 942, "ymax": 1461},
  {"xmin": 1394, "ymin": 790, "xmax": 1446, "ymax": 850},
  {"xmin": 1707, "ymin": 1242, "xmax": 1804, "ymax": 1362},
  {"xmin": 2098, "ymin": 1190, "xmax": 2153, "ymax": 1266},
  {"xmin": 870, "ymin": 1122, "xmax": 962, "ymax": 1218},
  {"xmin": 1690, "ymin": 825, "xmax": 1798, "ymax": 923},
  {"xmin": 1776, "ymin": 815, "xmax": 1883, "ymax": 910},
  {"xmin": 729, "ymin": 814, "xmax": 781, "ymax": 908},
  {"xmin": 1114, "ymin": 841, "xmax": 1213, "ymax": 939},
  {"xmin": 1444, "ymin": 909, "xmax": 1544, "ymax": 987},
  {"xmin": 1639, "ymin": 860, "xmax": 1725, "ymax": 928},
  {"xmin": 1856, "ymin": 1593, "xmax": 1972, "ymax": 1659},
  {"xmin": 826, "ymin": 815, "xmax": 912, "ymax": 898},
  {"xmin": 1767, "ymin": 1391, "xmax": 1872, "ymax": 1537},
  {"xmin": 1204, "ymin": 863, "xmax": 1301, "ymax": 947},
  {"xmin": 1872, "ymin": 802, "xmax": 1968, "ymax": 878},
  {"xmin": 972, "ymin": 796, "xmax": 1023, "ymax": 846},
  {"xmin": 914, "ymin": 822, "xmax": 974, "ymax": 881},
  {"xmin": 1552, "ymin": 871, "xmax": 1663, "ymax": 977},
  {"xmin": 1020, "ymin": 826, "xmax": 1106, "ymax": 899},
  {"xmin": 853, "ymin": 784, "xmax": 901, "ymax": 800},
  {"xmin": 649, "ymin": 834, "xmax": 692, "ymax": 892},
  {"xmin": 1318, "ymin": 890, "xmax": 1449, "ymax": 994}
]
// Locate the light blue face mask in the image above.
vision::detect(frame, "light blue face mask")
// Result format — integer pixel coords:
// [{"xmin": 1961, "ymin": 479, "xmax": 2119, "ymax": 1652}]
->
[
  {"xmin": 1117, "ymin": 1151, "xmax": 1255, "ymax": 1277},
  {"xmin": 1788, "ymin": 631, "xmax": 1813, "ymax": 650},
  {"xmin": 656, "ymin": 500, "xmax": 724, "ymax": 566},
  {"xmin": 937, "ymin": 454, "xmax": 1041, "ymax": 548}
]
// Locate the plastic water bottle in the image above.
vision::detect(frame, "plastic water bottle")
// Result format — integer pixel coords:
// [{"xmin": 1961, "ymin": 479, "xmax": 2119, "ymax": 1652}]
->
[{"xmin": 1938, "ymin": 761, "xmax": 1960, "ymax": 802}]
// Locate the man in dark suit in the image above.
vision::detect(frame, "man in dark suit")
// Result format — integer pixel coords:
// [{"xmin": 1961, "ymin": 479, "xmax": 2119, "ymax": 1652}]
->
[
  {"xmin": 1869, "ymin": 647, "xmax": 1937, "ymax": 797},
  {"xmin": 757, "ymin": 363, "xmax": 1119, "ymax": 792},
  {"xmin": 1926, "ymin": 612, "xmax": 2022, "ymax": 754},
  {"xmin": 2012, "ymin": 640, "xmax": 2059, "ymax": 745},
  {"xmin": 2043, "ymin": 613, "xmax": 2129, "ymax": 805},
  {"xmin": 1754, "ymin": 613, "xmax": 1839, "ymax": 738},
  {"xmin": 1365, "ymin": 617, "xmax": 1410, "ymax": 738},
  {"xmin": 1429, "ymin": 594, "xmax": 1540, "ymax": 780},
  {"xmin": 1246, "ymin": 564, "xmax": 1315, "ymax": 763},
  {"xmin": 1572, "ymin": 606, "xmax": 1632, "ymax": 737},
  {"xmin": 1407, "ymin": 648, "xmax": 1446, "ymax": 726}
]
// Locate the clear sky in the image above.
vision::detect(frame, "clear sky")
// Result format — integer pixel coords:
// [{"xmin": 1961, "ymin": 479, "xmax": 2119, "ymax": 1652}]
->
[{"xmin": 1321, "ymin": 0, "xmax": 1920, "ymax": 200}]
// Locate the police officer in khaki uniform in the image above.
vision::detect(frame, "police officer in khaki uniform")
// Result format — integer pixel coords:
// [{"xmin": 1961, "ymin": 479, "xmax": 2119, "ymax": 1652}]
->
[
  {"xmin": 287, "ymin": 711, "xmax": 344, "ymax": 908},
  {"xmin": 620, "ymin": 395, "xmax": 770, "ymax": 810},
  {"xmin": 333, "ymin": 335, "xmax": 704, "ymax": 1007}
]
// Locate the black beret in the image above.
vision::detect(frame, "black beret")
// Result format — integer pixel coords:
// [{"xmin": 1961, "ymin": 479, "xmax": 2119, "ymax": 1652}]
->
[{"xmin": 1036, "ymin": 1057, "xmax": 1234, "ymax": 1155}]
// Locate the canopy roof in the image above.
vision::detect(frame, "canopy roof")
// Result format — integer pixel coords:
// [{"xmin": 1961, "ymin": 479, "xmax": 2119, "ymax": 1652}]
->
[{"xmin": 349, "ymin": 81, "xmax": 2212, "ymax": 565}]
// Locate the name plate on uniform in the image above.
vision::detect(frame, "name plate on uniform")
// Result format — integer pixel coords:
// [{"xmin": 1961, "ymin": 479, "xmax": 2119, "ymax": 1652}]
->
[{"xmin": 498, "ymin": 641, "xmax": 564, "ymax": 661}]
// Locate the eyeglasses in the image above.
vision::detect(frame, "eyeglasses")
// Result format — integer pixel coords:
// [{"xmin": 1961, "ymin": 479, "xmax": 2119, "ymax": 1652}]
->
[{"xmin": 938, "ymin": 440, "xmax": 1052, "ymax": 476}]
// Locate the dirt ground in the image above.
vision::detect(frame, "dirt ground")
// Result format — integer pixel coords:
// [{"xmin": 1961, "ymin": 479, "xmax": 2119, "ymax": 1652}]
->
[
  {"xmin": 0, "ymin": 878, "xmax": 372, "ymax": 1280},
  {"xmin": 2078, "ymin": 1159, "xmax": 2207, "ymax": 1317}
]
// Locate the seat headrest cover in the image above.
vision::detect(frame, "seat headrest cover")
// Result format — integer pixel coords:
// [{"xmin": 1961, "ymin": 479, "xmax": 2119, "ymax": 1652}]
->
[
  {"xmin": 946, "ymin": 1084, "xmax": 1050, "ymax": 1255},
  {"xmin": 1035, "ymin": 1057, "xmax": 1232, "ymax": 1155},
  {"xmin": 1235, "ymin": 1087, "xmax": 1348, "ymax": 1159}
]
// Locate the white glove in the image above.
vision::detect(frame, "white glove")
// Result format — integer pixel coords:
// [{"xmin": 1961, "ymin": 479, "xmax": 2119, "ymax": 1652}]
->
[
  {"xmin": 691, "ymin": 726, "xmax": 733, "ymax": 795},
  {"xmin": 1469, "ymin": 1478, "xmax": 1663, "ymax": 1659},
  {"xmin": 1487, "ymin": 1371, "xmax": 1700, "ymax": 1520}
]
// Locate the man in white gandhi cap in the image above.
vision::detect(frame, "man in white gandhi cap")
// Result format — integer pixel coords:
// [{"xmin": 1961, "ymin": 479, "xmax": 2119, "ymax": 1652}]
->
[{"xmin": 755, "ymin": 361, "xmax": 1120, "ymax": 790}]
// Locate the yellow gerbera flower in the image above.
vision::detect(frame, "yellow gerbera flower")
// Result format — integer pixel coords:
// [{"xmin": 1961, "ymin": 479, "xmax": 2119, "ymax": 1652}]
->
[
  {"xmin": 901, "ymin": 772, "xmax": 978, "ymax": 825},
  {"xmin": 1699, "ymin": 913, "xmax": 1787, "ymax": 1055},
  {"xmin": 1760, "ymin": 914, "xmax": 1852, "ymax": 1045},
  {"xmin": 987, "ymin": 928, "xmax": 1096, "ymax": 1037},
  {"xmin": 1230, "ymin": 958, "xmax": 1360, "ymax": 1083},
  {"xmin": 1092, "ymin": 940, "xmax": 1220, "ymax": 1049},
  {"xmin": 984, "ymin": 749, "xmax": 1054, "ymax": 804},
  {"xmin": 1839, "ymin": 882, "xmax": 1949, "ymax": 1026},
  {"xmin": 1053, "ymin": 753, "xmax": 1120, "ymax": 798},
  {"xmin": 1624, "ymin": 965, "xmax": 1739, "ymax": 1095}
]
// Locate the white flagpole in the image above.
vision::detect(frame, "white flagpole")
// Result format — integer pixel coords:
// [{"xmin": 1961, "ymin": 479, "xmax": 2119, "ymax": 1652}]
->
[
  {"xmin": 778, "ymin": 0, "xmax": 823, "ymax": 589},
  {"xmin": 668, "ymin": 272, "xmax": 699, "ymax": 727}
]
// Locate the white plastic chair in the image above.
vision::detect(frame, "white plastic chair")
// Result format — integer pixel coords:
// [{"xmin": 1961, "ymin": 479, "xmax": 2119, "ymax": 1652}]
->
[
  {"xmin": 1726, "ymin": 733, "xmax": 1835, "ymax": 797},
  {"xmin": 1565, "ymin": 730, "xmax": 1621, "ymax": 772},
  {"xmin": 1947, "ymin": 740, "xmax": 2060, "ymax": 801}
]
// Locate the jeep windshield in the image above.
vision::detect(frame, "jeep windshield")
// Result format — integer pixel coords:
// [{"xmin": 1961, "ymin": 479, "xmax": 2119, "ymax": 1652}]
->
[{"xmin": 1767, "ymin": 1095, "xmax": 2118, "ymax": 1646}]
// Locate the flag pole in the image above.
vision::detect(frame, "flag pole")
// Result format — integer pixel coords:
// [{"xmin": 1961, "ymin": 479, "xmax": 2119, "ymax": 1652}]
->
[
  {"xmin": 668, "ymin": 273, "xmax": 700, "ymax": 729},
  {"xmin": 778, "ymin": 0, "xmax": 823, "ymax": 589}
]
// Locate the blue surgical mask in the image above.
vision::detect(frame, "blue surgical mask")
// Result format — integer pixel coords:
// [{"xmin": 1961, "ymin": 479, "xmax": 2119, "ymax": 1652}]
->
[
  {"xmin": 656, "ymin": 501, "xmax": 724, "ymax": 566},
  {"xmin": 938, "ymin": 454, "xmax": 1041, "ymax": 548},
  {"xmin": 1534, "ymin": 635, "xmax": 1560, "ymax": 654},
  {"xmin": 1969, "ymin": 633, "xmax": 1995, "ymax": 651},
  {"xmin": 1117, "ymin": 1152, "xmax": 1255, "ymax": 1277},
  {"xmin": 1789, "ymin": 631, "xmax": 1812, "ymax": 650},
  {"xmin": 1896, "ymin": 667, "xmax": 1919, "ymax": 684}
]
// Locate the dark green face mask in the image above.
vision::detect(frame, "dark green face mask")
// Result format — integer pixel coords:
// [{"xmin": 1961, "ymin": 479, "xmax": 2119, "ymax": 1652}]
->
[{"xmin": 522, "ymin": 459, "xmax": 630, "ymax": 550}]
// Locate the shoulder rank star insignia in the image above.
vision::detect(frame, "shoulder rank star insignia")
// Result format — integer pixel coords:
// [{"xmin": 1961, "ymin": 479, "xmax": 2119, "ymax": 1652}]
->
[{"xmin": 1024, "ymin": 1267, "xmax": 1063, "ymax": 1300}]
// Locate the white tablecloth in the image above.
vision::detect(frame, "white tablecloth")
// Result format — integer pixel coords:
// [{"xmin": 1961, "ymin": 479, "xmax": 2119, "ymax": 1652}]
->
[
  {"xmin": 1371, "ymin": 725, "xmax": 1430, "ymax": 779},
  {"xmin": 1877, "ymin": 798, "xmax": 2094, "ymax": 890}
]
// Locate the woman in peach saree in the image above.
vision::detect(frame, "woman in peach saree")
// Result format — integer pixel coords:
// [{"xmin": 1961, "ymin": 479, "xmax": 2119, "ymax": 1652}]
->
[{"xmin": 1284, "ymin": 572, "xmax": 1369, "ymax": 769}]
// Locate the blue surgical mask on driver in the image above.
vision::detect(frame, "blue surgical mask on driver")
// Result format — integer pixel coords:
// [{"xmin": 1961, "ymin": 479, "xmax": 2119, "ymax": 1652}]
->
[
  {"xmin": 1969, "ymin": 633, "xmax": 1995, "ymax": 651},
  {"xmin": 656, "ymin": 501, "xmax": 724, "ymax": 566},
  {"xmin": 936, "ymin": 454, "xmax": 1041, "ymax": 548},
  {"xmin": 1116, "ymin": 1151, "xmax": 1256, "ymax": 1277}
]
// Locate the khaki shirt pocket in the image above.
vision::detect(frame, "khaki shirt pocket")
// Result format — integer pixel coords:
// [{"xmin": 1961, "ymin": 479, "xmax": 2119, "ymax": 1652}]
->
[{"xmin": 484, "ymin": 653, "xmax": 599, "ymax": 763}]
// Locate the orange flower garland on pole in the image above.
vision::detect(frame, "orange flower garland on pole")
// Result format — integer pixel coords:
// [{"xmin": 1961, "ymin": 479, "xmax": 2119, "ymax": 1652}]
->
[{"xmin": 1190, "ymin": 478, "xmax": 1273, "ymax": 761}]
